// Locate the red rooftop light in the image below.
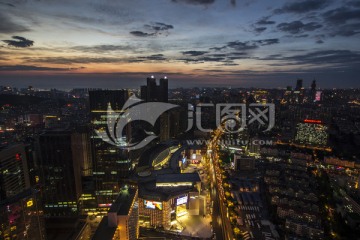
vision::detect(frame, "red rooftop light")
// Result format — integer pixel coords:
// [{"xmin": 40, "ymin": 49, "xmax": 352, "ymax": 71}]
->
[
  {"xmin": 15, "ymin": 153, "xmax": 22, "ymax": 160},
  {"xmin": 304, "ymin": 119, "xmax": 322, "ymax": 124}
]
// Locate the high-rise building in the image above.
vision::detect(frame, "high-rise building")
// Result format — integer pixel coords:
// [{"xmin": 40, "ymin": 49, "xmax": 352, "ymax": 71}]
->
[
  {"xmin": 295, "ymin": 79, "xmax": 303, "ymax": 91},
  {"xmin": 233, "ymin": 154, "xmax": 255, "ymax": 171},
  {"xmin": 310, "ymin": 80, "xmax": 317, "ymax": 102},
  {"xmin": 140, "ymin": 76, "xmax": 170, "ymax": 141},
  {"xmin": 36, "ymin": 130, "xmax": 82, "ymax": 217},
  {"xmin": 72, "ymin": 129, "xmax": 93, "ymax": 177},
  {"xmin": 141, "ymin": 76, "xmax": 168, "ymax": 102},
  {"xmin": 0, "ymin": 189, "xmax": 46, "ymax": 240},
  {"xmin": 72, "ymin": 128, "xmax": 97, "ymax": 215},
  {"xmin": 92, "ymin": 186, "xmax": 139, "ymax": 240},
  {"xmin": 293, "ymin": 79, "xmax": 305, "ymax": 103},
  {"xmin": 295, "ymin": 119, "xmax": 328, "ymax": 146},
  {"xmin": 0, "ymin": 144, "xmax": 30, "ymax": 201},
  {"xmin": 89, "ymin": 90, "xmax": 132, "ymax": 211}
]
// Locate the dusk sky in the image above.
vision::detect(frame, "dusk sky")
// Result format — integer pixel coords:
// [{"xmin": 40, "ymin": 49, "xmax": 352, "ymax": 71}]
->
[{"xmin": 0, "ymin": 0, "xmax": 360, "ymax": 89}]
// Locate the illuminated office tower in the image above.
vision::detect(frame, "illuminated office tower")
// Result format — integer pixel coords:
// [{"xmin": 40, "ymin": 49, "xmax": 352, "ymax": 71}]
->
[
  {"xmin": 72, "ymin": 129, "xmax": 93, "ymax": 177},
  {"xmin": 37, "ymin": 130, "xmax": 82, "ymax": 217},
  {"xmin": 295, "ymin": 119, "xmax": 328, "ymax": 146},
  {"xmin": 0, "ymin": 144, "xmax": 30, "ymax": 201},
  {"xmin": 89, "ymin": 90, "xmax": 132, "ymax": 211},
  {"xmin": 72, "ymin": 129, "xmax": 97, "ymax": 215},
  {"xmin": 0, "ymin": 189, "xmax": 45, "ymax": 240}
]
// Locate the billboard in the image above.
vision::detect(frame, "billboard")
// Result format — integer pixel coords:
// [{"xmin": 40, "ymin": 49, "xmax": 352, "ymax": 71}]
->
[
  {"xmin": 315, "ymin": 91, "xmax": 322, "ymax": 102},
  {"xmin": 144, "ymin": 200, "xmax": 163, "ymax": 210},
  {"xmin": 176, "ymin": 196, "xmax": 188, "ymax": 206}
]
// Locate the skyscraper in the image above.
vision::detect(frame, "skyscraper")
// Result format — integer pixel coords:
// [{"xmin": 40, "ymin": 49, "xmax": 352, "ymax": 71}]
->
[
  {"xmin": 141, "ymin": 76, "xmax": 168, "ymax": 102},
  {"xmin": 92, "ymin": 186, "xmax": 139, "ymax": 240},
  {"xmin": 89, "ymin": 90, "xmax": 132, "ymax": 211},
  {"xmin": 0, "ymin": 144, "xmax": 30, "ymax": 201},
  {"xmin": 295, "ymin": 79, "xmax": 303, "ymax": 91},
  {"xmin": 0, "ymin": 189, "xmax": 46, "ymax": 240},
  {"xmin": 310, "ymin": 80, "xmax": 317, "ymax": 102},
  {"xmin": 36, "ymin": 130, "xmax": 82, "ymax": 217},
  {"xmin": 294, "ymin": 79, "xmax": 304, "ymax": 103},
  {"xmin": 140, "ymin": 76, "xmax": 170, "ymax": 141}
]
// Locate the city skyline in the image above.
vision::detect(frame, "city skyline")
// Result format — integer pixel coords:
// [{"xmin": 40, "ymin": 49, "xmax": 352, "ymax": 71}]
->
[{"xmin": 1, "ymin": 0, "xmax": 360, "ymax": 88}]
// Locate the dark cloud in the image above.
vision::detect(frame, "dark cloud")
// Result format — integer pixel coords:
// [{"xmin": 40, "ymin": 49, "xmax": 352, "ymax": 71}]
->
[
  {"xmin": 0, "ymin": 13, "xmax": 29, "ymax": 33},
  {"xmin": 284, "ymin": 34, "xmax": 309, "ymax": 38},
  {"xmin": 210, "ymin": 53, "xmax": 228, "ymax": 57},
  {"xmin": 277, "ymin": 21, "xmax": 322, "ymax": 34},
  {"xmin": 209, "ymin": 46, "xmax": 227, "ymax": 51},
  {"xmin": 226, "ymin": 38, "xmax": 279, "ymax": 50},
  {"xmin": 208, "ymin": 39, "xmax": 279, "ymax": 57},
  {"xmin": 322, "ymin": 7, "xmax": 360, "ymax": 37},
  {"xmin": 131, "ymin": 22, "xmax": 174, "ymax": 37},
  {"xmin": 3, "ymin": 36, "xmax": 34, "ymax": 48},
  {"xmin": 230, "ymin": 52, "xmax": 248, "ymax": 56},
  {"xmin": 291, "ymin": 50, "xmax": 360, "ymax": 66},
  {"xmin": 72, "ymin": 44, "xmax": 138, "ymax": 53},
  {"xmin": 252, "ymin": 17, "xmax": 274, "ymax": 34},
  {"xmin": 0, "ymin": 65, "xmax": 83, "ymax": 71},
  {"xmin": 254, "ymin": 27, "xmax": 267, "ymax": 33},
  {"xmin": 254, "ymin": 38, "xmax": 279, "ymax": 45},
  {"xmin": 178, "ymin": 50, "xmax": 249, "ymax": 64},
  {"xmin": 316, "ymin": 40, "xmax": 324, "ymax": 44},
  {"xmin": 198, "ymin": 56, "xmax": 225, "ymax": 62},
  {"xmin": 323, "ymin": 7, "xmax": 360, "ymax": 24},
  {"xmin": 275, "ymin": 0, "xmax": 330, "ymax": 14},
  {"xmin": 178, "ymin": 58, "xmax": 201, "ymax": 63},
  {"xmin": 227, "ymin": 55, "xmax": 247, "ymax": 60},
  {"xmin": 27, "ymin": 55, "xmax": 167, "ymax": 64},
  {"xmin": 27, "ymin": 57, "xmax": 125, "ymax": 64},
  {"xmin": 329, "ymin": 23, "xmax": 360, "ymax": 36},
  {"xmin": 145, "ymin": 22, "xmax": 174, "ymax": 31},
  {"xmin": 256, "ymin": 17, "xmax": 276, "ymax": 25},
  {"xmin": 347, "ymin": 0, "xmax": 360, "ymax": 8},
  {"xmin": 138, "ymin": 54, "xmax": 167, "ymax": 61},
  {"xmin": 171, "ymin": 0, "xmax": 237, "ymax": 6},
  {"xmin": 264, "ymin": 50, "xmax": 360, "ymax": 68},
  {"xmin": 178, "ymin": 56, "xmax": 226, "ymax": 63},
  {"xmin": 227, "ymin": 41, "xmax": 258, "ymax": 50},
  {"xmin": 182, "ymin": 50, "xmax": 208, "ymax": 56},
  {"xmin": 171, "ymin": 0, "xmax": 215, "ymax": 5},
  {"xmin": 221, "ymin": 62, "xmax": 238, "ymax": 66},
  {"xmin": 0, "ymin": 2, "xmax": 15, "ymax": 7},
  {"xmin": 129, "ymin": 31, "xmax": 155, "ymax": 37}
]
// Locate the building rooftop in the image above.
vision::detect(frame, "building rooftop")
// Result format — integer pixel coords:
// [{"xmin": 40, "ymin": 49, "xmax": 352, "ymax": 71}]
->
[
  {"xmin": 109, "ymin": 187, "xmax": 137, "ymax": 216},
  {"xmin": 139, "ymin": 179, "xmax": 197, "ymax": 202},
  {"xmin": 156, "ymin": 173, "xmax": 201, "ymax": 183},
  {"xmin": 91, "ymin": 217, "xmax": 116, "ymax": 240},
  {"xmin": 137, "ymin": 144, "xmax": 170, "ymax": 169}
]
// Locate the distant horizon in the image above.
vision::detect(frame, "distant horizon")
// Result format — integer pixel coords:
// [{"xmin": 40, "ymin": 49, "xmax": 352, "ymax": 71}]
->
[
  {"xmin": 1, "ymin": 0, "xmax": 360, "ymax": 88},
  {"xmin": 1, "ymin": 73, "xmax": 360, "ymax": 90},
  {"xmin": 1, "ymin": 82, "xmax": 358, "ymax": 91}
]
